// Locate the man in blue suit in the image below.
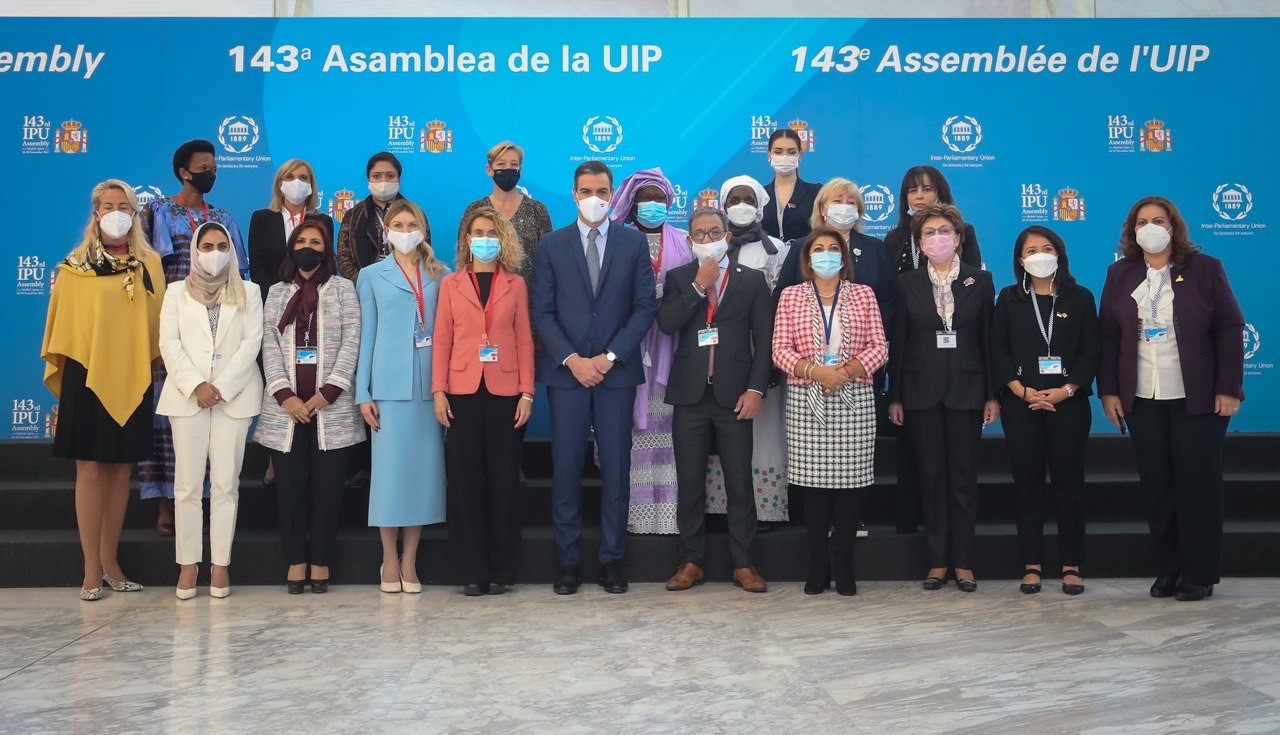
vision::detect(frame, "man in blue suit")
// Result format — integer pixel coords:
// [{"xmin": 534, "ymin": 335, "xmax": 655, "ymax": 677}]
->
[{"xmin": 530, "ymin": 160, "xmax": 658, "ymax": 595}]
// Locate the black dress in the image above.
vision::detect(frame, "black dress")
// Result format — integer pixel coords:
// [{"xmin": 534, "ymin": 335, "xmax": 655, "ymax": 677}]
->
[{"xmin": 53, "ymin": 358, "xmax": 153, "ymax": 463}]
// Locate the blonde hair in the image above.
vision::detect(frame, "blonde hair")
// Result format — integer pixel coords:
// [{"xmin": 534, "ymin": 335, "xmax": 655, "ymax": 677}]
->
[
  {"xmin": 384, "ymin": 199, "xmax": 446, "ymax": 280},
  {"xmin": 456, "ymin": 207, "xmax": 523, "ymax": 273},
  {"xmin": 268, "ymin": 158, "xmax": 319, "ymax": 213},
  {"xmin": 70, "ymin": 179, "xmax": 156, "ymax": 263},
  {"xmin": 810, "ymin": 177, "xmax": 866, "ymax": 233},
  {"xmin": 191, "ymin": 221, "xmax": 247, "ymax": 307},
  {"xmin": 486, "ymin": 141, "xmax": 524, "ymax": 167}
]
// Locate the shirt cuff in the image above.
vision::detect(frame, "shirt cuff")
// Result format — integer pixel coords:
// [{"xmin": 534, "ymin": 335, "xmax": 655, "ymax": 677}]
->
[
  {"xmin": 747, "ymin": 388, "xmax": 764, "ymax": 396},
  {"xmin": 561, "ymin": 352, "xmax": 578, "ymax": 366},
  {"xmin": 273, "ymin": 388, "xmax": 296, "ymax": 405},
  {"xmin": 319, "ymin": 384, "xmax": 343, "ymax": 404}
]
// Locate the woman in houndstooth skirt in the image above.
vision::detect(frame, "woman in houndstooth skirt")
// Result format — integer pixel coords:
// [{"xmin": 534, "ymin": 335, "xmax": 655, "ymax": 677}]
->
[{"xmin": 773, "ymin": 226, "xmax": 888, "ymax": 596}]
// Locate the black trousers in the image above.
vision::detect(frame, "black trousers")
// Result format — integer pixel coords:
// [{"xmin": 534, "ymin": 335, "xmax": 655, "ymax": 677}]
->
[
  {"xmin": 673, "ymin": 384, "xmax": 756, "ymax": 569},
  {"xmin": 1126, "ymin": 398, "xmax": 1229, "ymax": 585},
  {"xmin": 877, "ymin": 390, "xmax": 922, "ymax": 531},
  {"xmin": 271, "ymin": 423, "xmax": 354, "ymax": 567},
  {"xmin": 1001, "ymin": 394, "xmax": 1091, "ymax": 567},
  {"xmin": 800, "ymin": 485, "xmax": 862, "ymax": 579},
  {"xmin": 446, "ymin": 382, "xmax": 524, "ymax": 585},
  {"xmin": 907, "ymin": 406, "xmax": 982, "ymax": 570}
]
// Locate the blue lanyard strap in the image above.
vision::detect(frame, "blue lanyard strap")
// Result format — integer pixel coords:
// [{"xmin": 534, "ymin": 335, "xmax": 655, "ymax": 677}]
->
[{"xmin": 813, "ymin": 280, "xmax": 841, "ymax": 348}]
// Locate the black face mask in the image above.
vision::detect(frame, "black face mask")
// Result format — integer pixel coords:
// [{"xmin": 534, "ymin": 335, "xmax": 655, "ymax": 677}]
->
[
  {"xmin": 492, "ymin": 169, "xmax": 520, "ymax": 193},
  {"xmin": 187, "ymin": 170, "xmax": 217, "ymax": 194},
  {"xmin": 291, "ymin": 247, "xmax": 323, "ymax": 272}
]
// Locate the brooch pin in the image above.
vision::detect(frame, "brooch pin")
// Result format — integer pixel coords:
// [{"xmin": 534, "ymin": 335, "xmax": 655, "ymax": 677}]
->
[
  {"xmin": 853, "ymin": 248, "xmax": 862, "ymax": 257},
  {"xmin": 963, "ymin": 277, "xmax": 975, "ymax": 287},
  {"xmin": 1175, "ymin": 275, "xmax": 1184, "ymax": 283},
  {"xmin": 1057, "ymin": 312, "xmax": 1068, "ymax": 318}
]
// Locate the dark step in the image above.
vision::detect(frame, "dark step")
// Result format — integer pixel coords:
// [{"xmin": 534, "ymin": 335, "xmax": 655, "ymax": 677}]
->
[{"xmin": 3, "ymin": 521, "xmax": 1278, "ymax": 588}]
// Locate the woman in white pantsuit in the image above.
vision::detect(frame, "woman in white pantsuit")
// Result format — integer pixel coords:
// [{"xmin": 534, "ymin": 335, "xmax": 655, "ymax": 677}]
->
[{"xmin": 158, "ymin": 222, "xmax": 264, "ymax": 600}]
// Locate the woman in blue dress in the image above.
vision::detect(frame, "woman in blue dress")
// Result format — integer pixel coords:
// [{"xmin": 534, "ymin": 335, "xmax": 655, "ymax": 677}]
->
[{"xmin": 355, "ymin": 199, "xmax": 449, "ymax": 594}]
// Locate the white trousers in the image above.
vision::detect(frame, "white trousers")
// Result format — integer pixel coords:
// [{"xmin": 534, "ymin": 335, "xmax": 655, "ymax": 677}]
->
[{"xmin": 170, "ymin": 409, "xmax": 252, "ymax": 566}]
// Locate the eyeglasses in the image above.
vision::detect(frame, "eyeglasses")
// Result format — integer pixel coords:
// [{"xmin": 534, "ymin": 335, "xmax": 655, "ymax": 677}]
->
[
  {"xmin": 921, "ymin": 226, "xmax": 956, "ymax": 238},
  {"xmin": 690, "ymin": 228, "xmax": 726, "ymax": 242}
]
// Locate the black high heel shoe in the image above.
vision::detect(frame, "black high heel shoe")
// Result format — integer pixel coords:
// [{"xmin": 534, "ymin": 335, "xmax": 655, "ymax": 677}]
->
[
  {"xmin": 922, "ymin": 573, "xmax": 949, "ymax": 591},
  {"xmin": 1019, "ymin": 569, "xmax": 1042, "ymax": 594},
  {"xmin": 287, "ymin": 578, "xmax": 306, "ymax": 595},
  {"xmin": 804, "ymin": 559, "xmax": 830, "ymax": 595},
  {"xmin": 1174, "ymin": 582, "xmax": 1214, "ymax": 601},
  {"xmin": 956, "ymin": 576, "xmax": 978, "ymax": 593},
  {"xmin": 1150, "ymin": 575, "xmax": 1179, "ymax": 598},
  {"xmin": 1061, "ymin": 569, "xmax": 1085, "ymax": 596}
]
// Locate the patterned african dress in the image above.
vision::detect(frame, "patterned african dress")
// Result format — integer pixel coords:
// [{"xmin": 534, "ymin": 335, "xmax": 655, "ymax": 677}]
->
[
  {"xmin": 136, "ymin": 197, "xmax": 246, "ymax": 500},
  {"xmin": 705, "ymin": 236, "xmax": 791, "ymax": 521}
]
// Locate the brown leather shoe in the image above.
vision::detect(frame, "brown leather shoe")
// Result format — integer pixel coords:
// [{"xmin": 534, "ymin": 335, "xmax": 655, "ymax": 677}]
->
[
  {"xmin": 665, "ymin": 562, "xmax": 705, "ymax": 591},
  {"xmin": 733, "ymin": 567, "xmax": 767, "ymax": 593}
]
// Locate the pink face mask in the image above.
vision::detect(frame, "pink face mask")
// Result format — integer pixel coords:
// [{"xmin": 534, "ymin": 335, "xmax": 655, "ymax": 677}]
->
[{"xmin": 920, "ymin": 233, "xmax": 956, "ymax": 263}]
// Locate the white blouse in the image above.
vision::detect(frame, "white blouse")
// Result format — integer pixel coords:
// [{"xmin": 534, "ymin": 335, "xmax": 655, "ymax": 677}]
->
[{"xmin": 1132, "ymin": 264, "xmax": 1185, "ymax": 400}]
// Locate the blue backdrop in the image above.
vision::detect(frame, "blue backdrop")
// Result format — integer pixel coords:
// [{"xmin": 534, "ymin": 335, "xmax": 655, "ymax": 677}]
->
[{"xmin": 4, "ymin": 17, "xmax": 1274, "ymax": 439}]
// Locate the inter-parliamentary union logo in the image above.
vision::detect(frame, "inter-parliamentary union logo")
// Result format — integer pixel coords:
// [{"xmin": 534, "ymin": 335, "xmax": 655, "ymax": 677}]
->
[
  {"xmin": 1213, "ymin": 183, "xmax": 1253, "ymax": 221},
  {"xmin": 582, "ymin": 115, "xmax": 624, "ymax": 154},
  {"xmin": 1243, "ymin": 323, "xmax": 1261, "ymax": 361},
  {"xmin": 859, "ymin": 184, "xmax": 895, "ymax": 223},
  {"xmin": 54, "ymin": 119, "xmax": 88, "ymax": 154},
  {"xmin": 217, "ymin": 115, "xmax": 260, "ymax": 154},
  {"xmin": 1053, "ymin": 187, "xmax": 1086, "ymax": 222},
  {"xmin": 941, "ymin": 115, "xmax": 982, "ymax": 153},
  {"xmin": 132, "ymin": 184, "xmax": 164, "ymax": 209}
]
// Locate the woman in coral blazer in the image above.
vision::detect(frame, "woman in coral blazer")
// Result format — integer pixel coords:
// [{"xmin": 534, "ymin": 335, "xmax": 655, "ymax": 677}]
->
[{"xmin": 434, "ymin": 207, "xmax": 535, "ymax": 596}]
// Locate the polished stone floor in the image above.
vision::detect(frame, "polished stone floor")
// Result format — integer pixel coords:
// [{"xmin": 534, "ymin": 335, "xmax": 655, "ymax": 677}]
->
[{"xmin": 0, "ymin": 579, "xmax": 1277, "ymax": 734}]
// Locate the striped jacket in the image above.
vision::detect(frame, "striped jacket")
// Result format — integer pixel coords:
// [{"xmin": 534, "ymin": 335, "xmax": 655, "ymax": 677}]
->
[{"xmin": 253, "ymin": 276, "xmax": 367, "ymax": 452}]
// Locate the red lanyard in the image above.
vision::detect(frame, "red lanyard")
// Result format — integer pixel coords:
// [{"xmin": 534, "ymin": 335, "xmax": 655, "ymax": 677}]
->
[
  {"xmin": 651, "ymin": 244, "xmax": 663, "ymax": 277},
  {"xmin": 705, "ymin": 266, "xmax": 730, "ymax": 326},
  {"xmin": 285, "ymin": 206, "xmax": 304, "ymax": 235},
  {"xmin": 399, "ymin": 262, "xmax": 425, "ymax": 326},
  {"xmin": 177, "ymin": 193, "xmax": 209, "ymax": 234},
  {"xmin": 469, "ymin": 270, "xmax": 497, "ymax": 340}
]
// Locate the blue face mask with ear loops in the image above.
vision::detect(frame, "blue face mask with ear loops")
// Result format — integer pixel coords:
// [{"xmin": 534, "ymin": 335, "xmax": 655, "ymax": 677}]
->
[
  {"xmin": 635, "ymin": 201, "xmax": 669, "ymax": 228},
  {"xmin": 469, "ymin": 236, "xmax": 501, "ymax": 263},
  {"xmin": 810, "ymin": 251, "xmax": 843, "ymax": 279}
]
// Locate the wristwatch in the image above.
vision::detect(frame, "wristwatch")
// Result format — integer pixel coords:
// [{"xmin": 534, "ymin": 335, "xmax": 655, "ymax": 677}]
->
[
  {"xmin": 605, "ymin": 349, "xmax": 618, "ymax": 363},
  {"xmin": 1064, "ymin": 385, "xmax": 1076, "ymax": 398}
]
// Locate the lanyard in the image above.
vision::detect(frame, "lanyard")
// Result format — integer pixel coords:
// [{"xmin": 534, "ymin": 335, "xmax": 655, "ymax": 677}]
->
[
  {"xmin": 1031, "ymin": 291, "xmax": 1057, "ymax": 353},
  {"xmin": 285, "ymin": 206, "xmax": 304, "ymax": 237},
  {"xmin": 813, "ymin": 280, "xmax": 841, "ymax": 348},
  {"xmin": 909, "ymin": 235, "xmax": 920, "ymax": 270},
  {"xmin": 469, "ymin": 270, "xmax": 496, "ymax": 341},
  {"xmin": 178, "ymin": 193, "xmax": 209, "ymax": 234},
  {"xmin": 400, "ymin": 262, "xmax": 425, "ymax": 327},
  {"xmin": 302, "ymin": 310, "xmax": 315, "ymax": 346},
  {"xmin": 775, "ymin": 201, "xmax": 785, "ymax": 241},
  {"xmin": 1147, "ymin": 267, "xmax": 1169, "ymax": 323},
  {"xmin": 705, "ymin": 266, "xmax": 730, "ymax": 326}
]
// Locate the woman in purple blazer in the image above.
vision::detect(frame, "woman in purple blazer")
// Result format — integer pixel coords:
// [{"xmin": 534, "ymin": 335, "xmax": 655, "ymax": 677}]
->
[{"xmin": 1097, "ymin": 195, "xmax": 1244, "ymax": 602}]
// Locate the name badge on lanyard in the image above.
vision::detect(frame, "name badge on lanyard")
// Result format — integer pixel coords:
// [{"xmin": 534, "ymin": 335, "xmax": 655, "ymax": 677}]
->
[
  {"xmin": 697, "ymin": 328, "xmax": 719, "ymax": 347},
  {"xmin": 414, "ymin": 327, "xmax": 432, "ymax": 348},
  {"xmin": 1038, "ymin": 357, "xmax": 1063, "ymax": 374},
  {"xmin": 295, "ymin": 347, "xmax": 318, "ymax": 365},
  {"xmin": 936, "ymin": 330, "xmax": 957, "ymax": 349},
  {"xmin": 1141, "ymin": 321, "xmax": 1169, "ymax": 344},
  {"xmin": 479, "ymin": 344, "xmax": 498, "ymax": 362}
]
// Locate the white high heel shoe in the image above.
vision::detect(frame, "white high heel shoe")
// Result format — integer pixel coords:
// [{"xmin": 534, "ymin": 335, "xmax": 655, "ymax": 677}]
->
[
  {"xmin": 380, "ymin": 564, "xmax": 402, "ymax": 594},
  {"xmin": 210, "ymin": 566, "xmax": 230, "ymax": 598},
  {"xmin": 399, "ymin": 556, "xmax": 422, "ymax": 594},
  {"xmin": 175, "ymin": 586, "xmax": 197, "ymax": 600}
]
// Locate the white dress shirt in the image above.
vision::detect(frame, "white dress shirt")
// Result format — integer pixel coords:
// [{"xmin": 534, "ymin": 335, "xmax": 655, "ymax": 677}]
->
[{"xmin": 1133, "ymin": 264, "xmax": 1185, "ymax": 400}]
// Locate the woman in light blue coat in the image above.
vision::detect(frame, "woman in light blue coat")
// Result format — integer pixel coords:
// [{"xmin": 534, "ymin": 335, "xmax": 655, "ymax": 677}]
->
[{"xmin": 355, "ymin": 199, "xmax": 449, "ymax": 594}]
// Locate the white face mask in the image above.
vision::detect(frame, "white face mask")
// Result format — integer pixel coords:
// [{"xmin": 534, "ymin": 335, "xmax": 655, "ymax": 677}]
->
[
  {"xmin": 197, "ymin": 248, "xmax": 230, "ymax": 276},
  {"xmin": 1021, "ymin": 252, "xmax": 1059, "ymax": 279},
  {"xmin": 99, "ymin": 210, "xmax": 133, "ymax": 240},
  {"xmin": 387, "ymin": 229, "xmax": 424, "ymax": 254},
  {"xmin": 1135, "ymin": 222, "xmax": 1171, "ymax": 254},
  {"xmin": 576, "ymin": 195, "xmax": 610, "ymax": 224},
  {"xmin": 825, "ymin": 203, "xmax": 860, "ymax": 230},
  {"xmin": 691, "ymin": 238, "xmax": 729, "ymax": 265},
  {"xmin": 280, "ymin": 179, "xmax": 312, "ymax": 206},
  {"xmin": 368, "ymin": 180, "xmax": 400, "ymax": 202},
  {"xmin": 769, "ymin": 155, "xmax": 800, "ymax": 175},
  {"xmin": 726, "ymin": 203, "xmax": 758, "ymax": 227}
]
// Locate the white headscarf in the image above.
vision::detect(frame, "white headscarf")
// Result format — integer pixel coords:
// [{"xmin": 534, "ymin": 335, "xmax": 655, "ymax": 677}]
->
[
  {"xmin": 719, "ymin": 175, "xmax": 770, "ymax": 224},
  {"xmin": 187, "ymin": 221, "xmax": 246, "ymax": 308}
]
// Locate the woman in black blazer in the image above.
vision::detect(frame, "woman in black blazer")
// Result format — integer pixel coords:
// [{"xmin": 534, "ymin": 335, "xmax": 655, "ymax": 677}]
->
[
  {"xmin": 248, "ymin": 158, "xmax": 336, "ymax": 297},
  {"xmin": 761, "ymin": 128, "xmax": 822, "ymax": 244},
  {"xmin": 990, "ymin": 226, "xmax": 1098, "ymax": 596},
  {"xmin": 247, "ymin": 158, "xmax": 335, "ymax": 486},
  {"xmin": 888, "ymin": 203, "xmax": 998, "ymax": 592}
]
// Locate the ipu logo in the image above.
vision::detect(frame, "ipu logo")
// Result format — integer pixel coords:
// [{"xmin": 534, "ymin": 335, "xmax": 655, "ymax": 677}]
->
[
  {"xmin": 941, "ymin": 115, "xmax": 982, "ymax": 153},
  {"xmin": 218, "ymin": 115, "xmax": 260, "ymax": 154},
  {"xmin": 11, "ymin": 398, "xmax": 42, "ymax": 438},
  {"xmin": 859, "ymin": 184, "xmax": 895, "ymax": 223},
  {"xmin": 1213, "ymin": 183, "xmax": 1253, "ymax": 221},
  {"xmin": 1243, "ymin": 323, "xmax": 1261, "ymax": 361},
  {"xmin": 132, "ymin": 184, "xmax": 164, "ymax": 209},
  {"xmin": 582, "ymin": 115, "xmax": 624, "ymax": 154}
]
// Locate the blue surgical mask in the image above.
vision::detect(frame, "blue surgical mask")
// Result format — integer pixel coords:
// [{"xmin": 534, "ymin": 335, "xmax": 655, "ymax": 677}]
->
[
  {"xmin": 810, "ymin": 251, "xmax": 843, "ymax": 279},
  {"xmin": 635, "ymin": 201, "xmax": 669, "ymax": 228},
  {"xmin": 469, "ymin": 236, "xmax": 501, "ymax": 264}
]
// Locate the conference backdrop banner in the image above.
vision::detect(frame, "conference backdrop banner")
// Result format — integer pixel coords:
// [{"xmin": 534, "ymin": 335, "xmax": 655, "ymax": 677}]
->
[{"xmin": 3, "ymin": 17, "xmax": 1274, "ymax": 439}]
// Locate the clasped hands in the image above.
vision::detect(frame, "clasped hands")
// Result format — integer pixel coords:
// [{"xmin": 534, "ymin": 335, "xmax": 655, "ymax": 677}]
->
[
  {"xmin": 810, "ymin": 359, "xmax": 865, "ymax": 394},
  {"xmin": 567, "ymin": 353, "xmax": 615, "ymax": 388}
]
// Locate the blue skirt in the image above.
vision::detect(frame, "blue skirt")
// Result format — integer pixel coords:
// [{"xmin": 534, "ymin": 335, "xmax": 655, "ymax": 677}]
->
[{"xmin": 367, "ymin": 359, "xmax": 446, "ymax": 527}]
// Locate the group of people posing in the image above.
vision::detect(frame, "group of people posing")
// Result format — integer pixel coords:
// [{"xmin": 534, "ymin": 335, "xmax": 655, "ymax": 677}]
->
[{"xmin": 41, "ymin": 129, "xmax": 1245, "ymax": 604}]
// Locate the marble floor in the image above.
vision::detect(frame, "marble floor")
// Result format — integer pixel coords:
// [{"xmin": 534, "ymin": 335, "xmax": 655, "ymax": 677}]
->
[{"xmin": 0, "ymin": 579, "xmax": 1277, "ymax": 735}]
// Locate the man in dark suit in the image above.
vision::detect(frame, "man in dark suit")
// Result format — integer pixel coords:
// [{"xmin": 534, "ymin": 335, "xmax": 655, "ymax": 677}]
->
[
  {"xmin": 530, "ymin": 160, "xmax": 658, "ymax": 595},
  {"xmin": 656, "ymin": 207, "xmax": 774, "ymax": 593}
]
